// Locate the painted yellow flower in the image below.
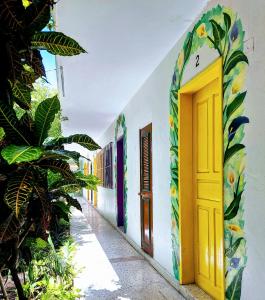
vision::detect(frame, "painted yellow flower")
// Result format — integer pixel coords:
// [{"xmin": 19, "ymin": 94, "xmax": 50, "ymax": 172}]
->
[
  {"xmin": 228, "ymin": 170, "xmax": 235, "ymax": 186},
  {"xmin": 231, "ymin": 70, "xmax": 246, "ymax": 94},
  {"xmin": 170, "ymin": 186, "xmax": 177, "ymax": 198},
  {"xmin": 169, "ymin": 115, "xmax": 174, "ymax": 129},
  {"xmin": 196, "ymin": 23, "xmax": 207, "ymax": 38},
  {"xmin": 228, "ymin": 224, "xmax": 242, "ymax": 233},
  {"xmin": 177, "ymin": 50, "xmax": 184, "ymax": 70}
]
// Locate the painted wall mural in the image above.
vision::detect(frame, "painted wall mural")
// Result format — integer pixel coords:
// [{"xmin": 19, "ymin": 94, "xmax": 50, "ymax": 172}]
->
[
  {"xmin": 114, "ymin": 114, "xmax": 128, "ymax": 232},
  {"xmin": 169, "ymin": 5, "xmax": 249, "ymax": 299}
]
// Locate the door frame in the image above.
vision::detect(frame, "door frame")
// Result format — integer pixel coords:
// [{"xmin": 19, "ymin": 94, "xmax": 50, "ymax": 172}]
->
[
  {"xmin": 178, "ymin": 58, "xmax": 224, "ymax": 298},
  {"xmin": 116, "ymin": 136, "xmax": 125, "ymax": 228},
  {"xmin": 139, "ymin": 123, "xmax": 153, "ymax": 257}
]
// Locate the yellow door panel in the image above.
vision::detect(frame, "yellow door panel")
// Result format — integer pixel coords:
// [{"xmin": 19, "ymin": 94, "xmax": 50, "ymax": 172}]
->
[{"xmin": 193, "ymin": 76, "xmax": 223, "ymax": 299}]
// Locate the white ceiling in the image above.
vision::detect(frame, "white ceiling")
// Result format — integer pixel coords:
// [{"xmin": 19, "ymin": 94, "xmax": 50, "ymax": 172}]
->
[{"xmin": 56, "ymin": 0, "xmax": 208, "ymax": 140}]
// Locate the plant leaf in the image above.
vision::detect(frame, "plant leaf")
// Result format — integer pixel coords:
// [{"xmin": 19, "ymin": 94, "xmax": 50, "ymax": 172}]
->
[
  {"xmin": 0, "ymin": 212, "xmax": 20, "ymax": 242},
  {"xmin": 31, "ymin": 31, "xmax": 86, "ymax": 56},
  {"xmin": 45, "ymin": 149, "xmax": 81, "ymax": 164},
  {"xmin": 12, "ymin": 81, "xmax": 31, "ymax": 110},
  {"xmin": 4, "ymin": 170, "xmax": 33, "ymax": 218},
  {"xmin": 52, "ymin": 191, "xmax": 82, "ymax": 212},
  {"xmin": 35, "ymin": 95, "xmax": 60, "ymax": 145},
  {"xmin": 224, "ymin": 191, "xmax": 243, "ymax": 220},
  {"xmin": 46, "ymin": 134, "xmax": 101, "ymax": 151},
  {"xmin": 224, "ymin": 50, "xmax": 248, "ymax": 75},
  {"xmin": 210, "ymin": 19, "xmax": 225, "ymax": 47},
  {"xmin": 25, "ymin": 0, "xmax": 51, "ymax": 33},
  {"xmin": 223, "ymin": 12, "xmax": 231, "ymax": 31},
  {"xmin": 38, "ymin": 159, "xmax": 75, "ymax": 179},
  {"xmin": 225, "ymin": 237, "xmax": 244, "ymax": 258},
  {"xmin": 224, "ymin": 144, "xmax": 245, "ymax": 164},
  {"xmin": 0, "ymin": 102, "xmax": 30, "ymax": 145},
  {"xmin": 225, "ymin": 268, "xmax": 244, "ymax": 300},
  {"xmin": 50, "ymin": 178, "xmax": 87, "ymax": 191},
  {"xmin": 1, "ymin": 145, "xmax": 43, "ymax": 164},
  {"xmin": 226, "ymin": 91, "xmax": 247, "ymax": 120},
  {"xmin": 0, "ymin": 0, "xmax": 25, "ymax": 31}
]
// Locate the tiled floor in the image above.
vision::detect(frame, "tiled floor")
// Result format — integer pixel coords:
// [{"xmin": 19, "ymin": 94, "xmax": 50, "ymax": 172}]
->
[{"xmin": 70, "ymin": 197, "xmax": 185, "ymax": 300}]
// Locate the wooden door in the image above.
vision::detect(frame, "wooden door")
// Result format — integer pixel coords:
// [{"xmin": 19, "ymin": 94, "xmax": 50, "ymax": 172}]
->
[
  {"xmin": 193, "ymin": 78, "xmax": 223, "ymax": 299},
  {"xmin": 139, "ymin": 124, "xmax": 153, "ymax": 256}
]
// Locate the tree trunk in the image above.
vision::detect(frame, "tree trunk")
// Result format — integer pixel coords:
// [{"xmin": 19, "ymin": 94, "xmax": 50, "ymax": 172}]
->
[{"xmin": 10, "ymin": 268, "xmax": 27, "ymax": 300}]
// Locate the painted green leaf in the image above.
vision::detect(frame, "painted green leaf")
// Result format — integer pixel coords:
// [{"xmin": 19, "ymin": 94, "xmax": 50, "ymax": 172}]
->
[
  {"xmin": 0, "ymin": 102, "xmax": 30, "ymax": 145},
  {"xmin": 170, "ymin": 146, "xmax": 178, "ymax": 156},
  {"xmin": 38, "ymin": 159, "xmax": 75, "ymax": 179},
  {"xmin": 171, "ymin": 167, "xmax": 178, "ymax": 185},
  {"xmin": 12, "ymin": 81, "xmax": 31, "ymax": 110},
  {"xmin": 210, "ymin": 19, "xmax": 225, "ymax": 47},
  {"xmin": 224, "ymin": 144, "xmax": 245, "ymax": 164},
  {"xmin": 172, "ymin": 204, "xmax": 179, "ymax": 227},
  {"xmin": 223, "ymin": 80, "xmax": 231, "ymax": 94},
  {"xmin": 223, "ymin": 12, "xmax": 231, "ymax": 31},
  {"xmin": 226, "ymin": 268, "xmax": 244, "ymax": 300},
  {"xmin": 4, "ymin": 170, "xmax": 33, "ymax": 218},
  {"xmin": 225, "ymin": 237, "xmax": 244, "ymax": 258},
  {"xmin": 35, "ymin": 95, "xmax": 60, "ymax": 145},
  {"xmin": 1, "ymin": 145, "xmax": 43, "ymax": 164},
  {"xmin": 31, "ymin": 31, "xmax": 86, "ymax": 56},
  {"xmin": 224, "ymin": 50, "xmax": 248, "ymax": 75},
  {"xmin": 184, "ymin": 30, "xmax": 194, "ymax": 62},
  {"xmin": 224, "ymin": 191, "xmax": 243, "ymax": 220},
  {"xmin": 47, "ymin": 134, "xmax": 101, "ymax": 151},
  {"xmin": 226, "ymin": 91, "xmax": 247, "ymax": 120}
]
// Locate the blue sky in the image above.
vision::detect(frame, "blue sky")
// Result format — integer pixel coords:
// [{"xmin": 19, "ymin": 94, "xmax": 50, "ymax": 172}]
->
[{"xmin": 41, "ymin": 50, "xmax": 57, "ymax": 89}]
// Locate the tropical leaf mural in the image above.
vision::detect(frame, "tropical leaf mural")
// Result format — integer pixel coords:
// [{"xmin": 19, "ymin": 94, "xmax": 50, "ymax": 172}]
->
[{"xmin": 169, "ymin": 5, "xmax": 248, "ymax": 299}]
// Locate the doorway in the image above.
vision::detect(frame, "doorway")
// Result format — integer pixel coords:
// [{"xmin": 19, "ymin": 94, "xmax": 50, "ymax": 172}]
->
[
  {"xmin": 117, "ymin": 137, "xmax": 125, "ymax": 230},
  {"xmin": 178, "ymin": 58, "xmax": 224, "ymax": 299},
  {"xmin": 139, "ymin": 124, "xmax": 153, "ymax": 257}
]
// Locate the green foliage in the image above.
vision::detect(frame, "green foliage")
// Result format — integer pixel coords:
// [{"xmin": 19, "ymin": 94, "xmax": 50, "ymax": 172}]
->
[
  {"xmin": 23, "ymin": 236, "xmax": 81, "ymax": 299},
  {"xmin": 1, "ymin": 145, "xmax": 43, "ymax": 164},
  {"xmin": 31, "ymin": 31, "xmax": 87, "ymax": 56},
  {"xmin": 0, "ymin": 1, "xmax": 100, "ymax": 298},
  {"xmin": 47, "ymin": 134, "xmax": 101, "ymax": 150},
  {"xmin": 34, "ymin": 95, "xmax": 61, "ymax": 145},
  {"xmin": 4, "ymin": 170, "xmax": 33, "ymax": 218}
]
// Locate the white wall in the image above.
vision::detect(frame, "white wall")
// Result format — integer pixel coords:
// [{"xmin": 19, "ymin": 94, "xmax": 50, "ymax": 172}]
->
[
  {"xmin": 96, "ymin": 1, "xmax": 265, "ymax": 298},
  {"xmin": 86, "ymin": 0, "xmax": 265, "ymax": 298}
]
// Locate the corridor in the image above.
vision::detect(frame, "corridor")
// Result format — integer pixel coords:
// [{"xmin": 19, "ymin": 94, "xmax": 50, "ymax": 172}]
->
[{"xmin": 70, "ymin": 197, "xmax": 185, "ymax": 300}]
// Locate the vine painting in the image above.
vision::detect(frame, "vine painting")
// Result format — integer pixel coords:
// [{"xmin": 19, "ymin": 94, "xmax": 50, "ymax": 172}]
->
[{"xmin": 169, "ymin": 5, "xmax": 249, "ymax": 299}]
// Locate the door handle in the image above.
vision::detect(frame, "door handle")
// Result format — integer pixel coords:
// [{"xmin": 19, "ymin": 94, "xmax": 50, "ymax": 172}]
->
[{"xmin": 138, "ymin": 191, "xmax": 150, "ymax": 197}]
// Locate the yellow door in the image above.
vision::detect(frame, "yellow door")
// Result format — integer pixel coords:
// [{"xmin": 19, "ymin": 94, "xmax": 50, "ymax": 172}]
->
[{"xmin": 193, "ymin": 78, "xmax": 223, "ymax": 299}]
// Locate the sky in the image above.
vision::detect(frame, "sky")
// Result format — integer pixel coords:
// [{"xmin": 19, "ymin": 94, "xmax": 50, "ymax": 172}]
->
[{"xmin": 41, "ymin": 50, "xmax": 58, "ymax": 89}]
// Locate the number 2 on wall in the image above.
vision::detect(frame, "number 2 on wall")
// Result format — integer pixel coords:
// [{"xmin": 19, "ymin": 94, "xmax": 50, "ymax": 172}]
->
[{"xmin": 195, "ymin": 55, "xmax": 200, "ymax": 67}]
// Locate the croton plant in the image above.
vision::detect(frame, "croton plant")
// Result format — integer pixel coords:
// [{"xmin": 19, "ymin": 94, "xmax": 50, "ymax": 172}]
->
[{"xmin": 0, "ymin": 1, "xmax": 100, "ymax": 299}]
